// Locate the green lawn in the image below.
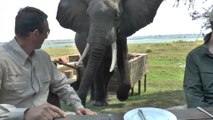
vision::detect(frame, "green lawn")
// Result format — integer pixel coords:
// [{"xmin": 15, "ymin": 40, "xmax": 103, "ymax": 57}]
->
[{"xmin": 43, "ymin": 40, "xmax": 203, "ymax": 113}]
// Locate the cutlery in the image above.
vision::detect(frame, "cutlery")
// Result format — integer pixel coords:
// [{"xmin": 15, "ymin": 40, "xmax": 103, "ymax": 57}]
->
[
  {"xmin": 108, "ymin": 113, "xmax": 112, "ymax": 120},
  {"xmin": 197, "ymin": 106, "xmax": 213, "ymax": 119},
  {"xmin": 138, "ymin": 109, "xmax": 147, "ymax": 120}
]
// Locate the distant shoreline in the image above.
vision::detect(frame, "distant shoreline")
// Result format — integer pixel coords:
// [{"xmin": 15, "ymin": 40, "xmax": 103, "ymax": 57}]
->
[
  {"xmin": 42, "ymin": 34, "xmax": 203, "ymax": 49},
  {"xmin": 0, "ymin": 34, "xmax": 203, "ymax": 48}
]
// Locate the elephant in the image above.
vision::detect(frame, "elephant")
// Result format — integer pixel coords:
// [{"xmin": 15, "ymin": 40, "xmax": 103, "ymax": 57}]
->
[{"xmin": 56, "ymin": 0, "xmax": 163, "ymax": 106}]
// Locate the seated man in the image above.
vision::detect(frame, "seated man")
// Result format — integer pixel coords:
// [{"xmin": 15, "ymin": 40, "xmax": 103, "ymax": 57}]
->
[
  {"xmin": 184, "ymin": 10, "xmax": 213, "ymax": 108},
  {"xmin": 0, "ymin": 7, "xmax": 96, "ymax": 120}
]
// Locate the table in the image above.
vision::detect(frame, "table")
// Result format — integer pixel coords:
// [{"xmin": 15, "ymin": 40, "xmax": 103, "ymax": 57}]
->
[
  {"xmin": 56, "ymin": 107, "xmax": 213, "ymax": 120},
  {"xmin": 108, "ymin": 53, "xmax": 148, "ymax": 95},
  {"xmin": 53, "ymin": 54, "xmax": 149, "ymax": 95}
]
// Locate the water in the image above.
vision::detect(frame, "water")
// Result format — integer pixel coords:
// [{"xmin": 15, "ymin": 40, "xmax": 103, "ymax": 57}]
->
[
  {"xmin": 42, "ymin": 42, "xmax": 75, "ymax": 48},
  {"xmin": 127, "ymin": 36, "xmax": 202, "ymax": 44},
  {"xmin": 41, "ymin": 35, "xmax": 203, "ymax": 49},
  {"xmin": 42, "ymin": 40, "xmax": 75, "ymax": 48}
]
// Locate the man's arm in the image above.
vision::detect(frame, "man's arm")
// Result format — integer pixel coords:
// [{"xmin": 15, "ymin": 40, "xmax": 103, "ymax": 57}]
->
[
  {"xmin": 0, "ymin": 106, "xmax": 27, "ymax": 120},
  {"xmin": 39, "ymin": 50, "xmax": 96, "ymax": 116},
  {"xmin": 24, "ymin": 103, "xmax": 66, "ymax": 120},
  {"xmin": 49, "ymin": 61, "xmax": 84, "ymax": 110},
  {"xmin": 184, "ymin": 53, "xmax": 209, "ymax": 108},
  {"xmin": 49, "ymin": 62, "xmax": 96, "ymax": 115},
  {"xmin": 0, "ymin": 64, "xmax": 27, "ymax": 120}
]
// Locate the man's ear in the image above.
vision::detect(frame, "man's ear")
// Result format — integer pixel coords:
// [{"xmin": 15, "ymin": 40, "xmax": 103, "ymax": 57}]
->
[
  {"xmin": 32, "ymin": 29, "xmax": 39, "ymax": 36},
  {"xmin": 30, "ymin": 29, "xmax": 41, "ymax": 40}
]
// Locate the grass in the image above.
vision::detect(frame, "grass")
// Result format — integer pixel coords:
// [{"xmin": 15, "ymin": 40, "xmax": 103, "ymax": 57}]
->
[
  {"xmin": 43, "ymin": 40, "xmax": 203, "ymax": 113},
  {"xmin": 44, "ymin": 46, "xmax": 79, "ymax": 58}
]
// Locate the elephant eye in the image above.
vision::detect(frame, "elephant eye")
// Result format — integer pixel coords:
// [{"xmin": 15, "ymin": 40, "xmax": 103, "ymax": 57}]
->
[{"xmin": 114, "ymin": 12, "xmax": 120, "ymax": 20}]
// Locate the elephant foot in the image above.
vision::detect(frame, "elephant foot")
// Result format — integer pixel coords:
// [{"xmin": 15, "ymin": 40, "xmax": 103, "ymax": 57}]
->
[
  {"xmin": 89, "ymin": 97, "xmax": 94, "ymax": 101},
  {"xmin": 93, "ymin": 101, "xmax": 108, "ymax": 106},
  {"xmin": 116, "ymin": 83, "xmax": 131, "ymax": 101},
  {"xmin": 105, "ymin": 94, "xmax": 111, "ymax": 101}
]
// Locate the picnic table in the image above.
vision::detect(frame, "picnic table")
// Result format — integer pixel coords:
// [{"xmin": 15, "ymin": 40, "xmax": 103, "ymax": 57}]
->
[
  {"xmin": 56, "ymin": 107, "xmax": 213, "ymax": 120},
  {"xmin": 52, "ymin": 53, "xmax": 149, "ymax": 95}
]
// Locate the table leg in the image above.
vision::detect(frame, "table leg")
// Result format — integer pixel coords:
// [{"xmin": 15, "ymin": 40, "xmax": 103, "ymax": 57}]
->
[
  {"xmin": 144, "ymin": 74, "xmax": 147, "ymax": 92},
  {"xmin": 138, "ymin": 79, "xmax": 141, "ymax": 95},
  {"xmin": 131, "ymin": 87, "xmax": 134, "ymax": 96}
]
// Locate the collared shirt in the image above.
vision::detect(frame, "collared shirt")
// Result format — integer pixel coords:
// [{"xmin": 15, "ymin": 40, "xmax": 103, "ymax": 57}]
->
[
  {"xmin": 0, "ymin": 39, "xmax": 84, "ymax": 119},
  {"xmin": 184, "ymin": 42, "xmax": 213, "ymax": 108}
]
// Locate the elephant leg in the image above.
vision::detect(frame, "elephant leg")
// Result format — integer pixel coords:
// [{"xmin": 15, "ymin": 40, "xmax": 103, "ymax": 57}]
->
[
  {"xmin": 103, "ymin": 68, "xmax": 114, "ymax": 101},
  {"xmin": 93, "ymin": 49, "xmax": 113, "ymax": 106},
  {"xmin": 93, "ymin": 66, "xmax": 107, "ymax": 106},
  {"xmin": 116, "ymin": 36, "xmax": 131, "ymax": 101},
  {"xmin": 75, "ymin": 32, "xmax": 92, "ymax": 106},
  {"xmin": 47, "ymin": 91, "xmax": 61, "ymax": 108},
  {"xmin": 103, "ymin": 60, "xmax": 114, "ymax": 101},
  {"xmin": 90, "ymin": 81, "xmax": 95, "ymax": 101}
]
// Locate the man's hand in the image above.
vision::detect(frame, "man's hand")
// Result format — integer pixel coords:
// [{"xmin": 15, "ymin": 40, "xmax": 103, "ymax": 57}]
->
[
  {"xmin": 76, "ymin": 108, "xmax": 97, "ymax": 115},
  {"xmin": 24, "ymin": 103, "xmax": 66, "ymax": 120}
]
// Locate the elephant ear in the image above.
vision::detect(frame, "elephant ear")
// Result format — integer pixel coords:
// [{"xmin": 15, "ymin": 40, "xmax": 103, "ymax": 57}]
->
[
  {"xmin": 119, "ymin": 0, "xmax": 163, "ymax": 37},
  {"xmin": 56, "ymin": 0, "xmax": 89, "ymax": 32}
]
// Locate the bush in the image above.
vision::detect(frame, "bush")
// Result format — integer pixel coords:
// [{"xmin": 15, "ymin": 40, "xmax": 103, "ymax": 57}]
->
[{"xmin": 146, "ymin": 49, "xmax": 152, "ymax": 53}]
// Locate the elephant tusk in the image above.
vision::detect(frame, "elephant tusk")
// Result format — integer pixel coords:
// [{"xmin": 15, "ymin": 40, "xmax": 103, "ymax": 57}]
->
[
  {"xmin": 77, "ymin": 43, "xmax": 90, "ymax": 65},
  {"xmin": 110, "ymin": 42, "xmax": 117, "ymax": 72}
]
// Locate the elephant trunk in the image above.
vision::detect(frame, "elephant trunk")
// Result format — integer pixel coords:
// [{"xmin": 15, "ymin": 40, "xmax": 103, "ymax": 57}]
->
[
  {"xmin": 77, "ymin": 42, "xmax": 117, "ymax": 72},
  {"xmin": 77, "ymin": 22, "xmax": 118, "ymax": 71},
  {"xmin": 77, "ymin": 43, "xmax": 107, "ymax": 105}
]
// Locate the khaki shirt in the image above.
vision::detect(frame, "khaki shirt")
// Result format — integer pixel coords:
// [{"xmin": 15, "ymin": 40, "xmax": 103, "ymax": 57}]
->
[{"xmin": 0, "ymin": 39, "xmax": 83, "ymax": 119}]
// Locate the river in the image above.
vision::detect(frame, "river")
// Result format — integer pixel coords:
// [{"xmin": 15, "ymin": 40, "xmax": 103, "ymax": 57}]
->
[{"xmin": 41, "ymin": 34, "xmax": 203, "ymax": 49}]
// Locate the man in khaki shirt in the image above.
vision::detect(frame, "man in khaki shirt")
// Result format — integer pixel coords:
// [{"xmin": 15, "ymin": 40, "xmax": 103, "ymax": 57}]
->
[{"xmin": 0, "ymin": 7, "xmax": 96, "ymax": 120}]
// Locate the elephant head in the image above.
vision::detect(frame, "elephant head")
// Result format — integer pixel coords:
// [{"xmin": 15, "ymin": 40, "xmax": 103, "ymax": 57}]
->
[{"xmin": 56, "ymin": 0, "xmax": 163, "ymax": 105}]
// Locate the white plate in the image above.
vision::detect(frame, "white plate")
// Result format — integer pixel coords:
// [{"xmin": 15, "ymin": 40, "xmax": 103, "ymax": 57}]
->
[{"xmin": 124, "ymin": 107, "xmax": 177, "ymax": 120}]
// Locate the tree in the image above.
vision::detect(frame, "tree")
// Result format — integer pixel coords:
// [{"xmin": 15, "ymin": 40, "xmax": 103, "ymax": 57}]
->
[{"xmin": 175, "ymin": 0, "xmax": 213, "ymax": 32}]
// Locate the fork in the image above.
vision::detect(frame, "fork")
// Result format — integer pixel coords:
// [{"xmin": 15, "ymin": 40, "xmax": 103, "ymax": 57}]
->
[
  {"xmin": 197, "ymin": 106, "xmax": 213, "ymax": 119},
  {"xmin": 138, "ymin": 109, "xmax": 147, "ymax": 120}
]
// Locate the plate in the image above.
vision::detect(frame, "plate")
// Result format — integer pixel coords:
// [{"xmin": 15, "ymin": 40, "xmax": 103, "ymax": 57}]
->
[{"xmin": 124, "ymin": 107, "xmax": 177, "ymax": 120}]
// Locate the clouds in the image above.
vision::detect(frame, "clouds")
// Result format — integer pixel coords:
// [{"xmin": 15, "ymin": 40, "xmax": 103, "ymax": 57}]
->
[
  {"xmin": 0, "ymin": 0, "xmax": 203, "ymax": 42},
  {"xmin": 134, "ymin": 0, "xmax": 202, "ymax": 36},
  {"xmin": 0, "ymin": 0, "xmax": 75, "ymax": 42}
]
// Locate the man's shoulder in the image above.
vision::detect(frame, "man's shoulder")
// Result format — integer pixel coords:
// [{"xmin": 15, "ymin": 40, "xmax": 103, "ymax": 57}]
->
[
  {"xmin": 188, "ymin": 44, "xmax": 206, "ymax": 56},
  {"xmin": 0, "ymin": 45, "xmax": 4, "ymax": 53},
  {"xmin": 35, "ymin": 49, "xmax": 48, "ymax": 55},
  {"xmin": 0, "ymin": 43, "xmax": 6, "ymax": 51},
  {"xmin": 35, "ymin": 49, "xmax": 51, "ymax": 60},
  {"xmin": 0, "ymin": 43, "xmax": 10, "ymax": 57},
  {"xmin": 0, "ymin": 44, "xmax": 12, "ymax": 66}
]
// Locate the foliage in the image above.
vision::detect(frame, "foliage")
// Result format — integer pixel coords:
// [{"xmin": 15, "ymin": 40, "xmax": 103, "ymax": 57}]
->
[{"xmin": 175, "ymin": 0, "xmax": 213, "ymax": 31}]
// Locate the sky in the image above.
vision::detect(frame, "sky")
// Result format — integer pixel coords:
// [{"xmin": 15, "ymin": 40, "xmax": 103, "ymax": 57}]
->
[{"xmin": 0, "ymin": 0, "xmax": 208, "ymax": 42}]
